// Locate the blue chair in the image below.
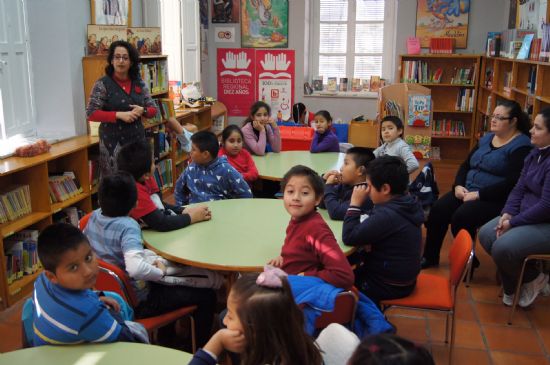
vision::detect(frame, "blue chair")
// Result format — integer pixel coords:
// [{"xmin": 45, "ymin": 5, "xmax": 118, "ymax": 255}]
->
[{"xmin": 21, "ymin": 298, "xmax": 34, "ymax": 348}]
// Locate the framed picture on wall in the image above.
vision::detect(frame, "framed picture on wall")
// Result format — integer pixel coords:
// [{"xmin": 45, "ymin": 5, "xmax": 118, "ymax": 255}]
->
[
  {"xmin": 415, "ymin": 0, "xmax": 470, "ymax": 48},
  {"xmin": 91, "ymin": 0, "xmax": 132, "ymax": 26},
  {"xmin": 241, "ymin": 0, "xmax": 288, "ymax": 48},
  {"xmin": 212, "ymin": 0, "xmax": 240, "ymax": 23}
]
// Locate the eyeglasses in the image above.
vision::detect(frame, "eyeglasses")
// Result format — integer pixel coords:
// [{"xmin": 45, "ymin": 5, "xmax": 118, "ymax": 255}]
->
[
  {"xmin": 114, "ymin": 55, "xmax": 130, "ymax": 62},
  {"xmin": 490, "ymin": 115, "xmax": 512, "ymax": 121}
]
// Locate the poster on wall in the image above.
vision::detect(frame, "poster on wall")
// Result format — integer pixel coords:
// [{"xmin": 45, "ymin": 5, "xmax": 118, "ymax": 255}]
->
[
  {"xmin": 212, "ymin": 0, "xmax": 240, "ymax": 23},
  {"xmin": 241, "ymin": 0, "xmax": 288, "ymax": 48},
  {"xmin": 416, "ymin": 0, "xmax": 470, "ymax": 48},
  {"xmin": 91, "ymin": 0, "xmax": 131, "ymax": 26},
  {"xmin": 87, "ymin": 25, "xmax": 127, "ymax": 55},
  {"xmin": 255, "ymin": 50, "xmax": 294, "ymax": 121},
  {"xmin": 127, "ymin": 27, "xmax": 162, "ymax": 55},
  {"xmin": 518, "ymin": 0, "xmax": 547, "ymax": 37},
  {"xmin": 217, "ymin": 48, "xmax": 256, "ymax": 116},
  {"xmin": 215, "ymin": 26, "xmax": 236, "ymax": 43}
]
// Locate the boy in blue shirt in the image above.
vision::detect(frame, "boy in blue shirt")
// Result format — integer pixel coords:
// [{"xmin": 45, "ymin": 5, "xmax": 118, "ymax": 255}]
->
[
  {"xmin": 174, "ymin": 131, "xmax": 253, "ymax": 205},
  {"xmin": 343, "ymin": 156, "xmax": 424, "ymax": 305},
  {"xmin": 32, "ymin": 223, "xmax": 147, "ymax": 346}
]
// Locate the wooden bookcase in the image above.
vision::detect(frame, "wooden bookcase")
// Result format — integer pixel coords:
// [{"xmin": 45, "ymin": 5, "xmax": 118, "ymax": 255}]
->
[
  {"xmin": 398, "ymin": 54, "xmax": 482, "ymax": 163},
  {"xmin": 477, "ymin": 56, "xmax": 550, "ymax": 137},
  {"xmin": 82, "ymin": 55, "xmax": 218, "ymax": 195},
  {"xmin": 0, "ymin": 136, "xmax": 99, "ymax": 308}
]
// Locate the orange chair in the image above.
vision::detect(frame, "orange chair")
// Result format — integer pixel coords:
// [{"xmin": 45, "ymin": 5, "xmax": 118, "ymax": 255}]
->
[
  {"xmin": 315, "ymin": 288, "xmax": 359, "ymax": 331},
  {"xmin": 380, "ymin": 229, "xmax": 473, "ymax": 365},
  {"xmin": 79, "ymin": 211, "xmax": 92, "ymax": 230}
]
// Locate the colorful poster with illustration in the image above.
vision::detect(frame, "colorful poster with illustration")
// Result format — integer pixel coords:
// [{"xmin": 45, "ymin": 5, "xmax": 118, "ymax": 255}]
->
[
  {"xmin": 212, "ymin": 0, "xmax": 240, "ymax": 23},
  {"xmin": 416, "ymin": 0, "xmax": 470, "ymax": 48},
  {"xmin": 241, "ymin": 0, "xmax": 288, "ymax": 48},
  {"xmin": 87, "ymin": 25, "xmax": 127, "ymax": 55},
  {"xmin": 255, "ymin": 50, "xmax": 294, "ymax": 121},
  {"xmin": 217, "ymin": 48, "xmax": 256, "ymax": 116},
  {"xmin": 127, "ymin": 27, "xmax": 162, "ymax": 55},
  {"xmin": 408, "ymin": 95, "xmax": 431, "ymax": 127}
]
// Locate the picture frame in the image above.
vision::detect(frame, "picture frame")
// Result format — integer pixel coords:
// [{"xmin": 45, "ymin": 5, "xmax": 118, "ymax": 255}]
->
[
  {"xmin": 415, "ymin": 0, "xmax": 470, "ymax": 49},
  {"xmin": 87, "ymin": 25, "xmax": 127, "ymax": 55},
  {"xmin": 212, "ymin": 0, "xmax": 240, "ymax": 23},
  {"xmin": 241, "ymin": 0, "xmax": 288, "ymax": 48},
  {"xmin": 91, "ymin": 0, "xmax": 132, "ymax": 26},
  {"xmin": 127, "ymin": 27, "xmax": 162, "ymax": 55}
]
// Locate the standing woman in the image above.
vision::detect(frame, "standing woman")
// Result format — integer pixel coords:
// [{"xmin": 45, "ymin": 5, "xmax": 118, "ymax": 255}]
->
[
  {"xmin": 421, "ymin": 100, "xmax": 532, "ymax": 272},
  {"xmin": 86, "ymin": 40, "xmax": 157, "ymax": 177}
]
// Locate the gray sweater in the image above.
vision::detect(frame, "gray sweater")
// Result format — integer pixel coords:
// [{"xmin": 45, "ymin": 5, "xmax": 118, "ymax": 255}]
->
[{"xmin": 373, "ymin": 138, "xmax": 419, "ymax": 173}]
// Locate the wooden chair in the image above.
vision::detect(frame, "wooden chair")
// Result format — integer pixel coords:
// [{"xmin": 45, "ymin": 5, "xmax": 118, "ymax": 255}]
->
[
  {"xmin": 508, "ymin": 254, "xmax": 550, "ymax": 325},
  {"xmin": 314, "ymin": 288, "xmax": 359, "ymax": 331},
  {"xmin": 380, "ymin": 230, "xmax": 473, "ymax": 365}
]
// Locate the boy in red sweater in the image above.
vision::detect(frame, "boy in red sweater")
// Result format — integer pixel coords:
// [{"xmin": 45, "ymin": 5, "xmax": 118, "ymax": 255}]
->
[{"xmin": 268, "ymin": 165, "xmax": 354, "ymax": 289}]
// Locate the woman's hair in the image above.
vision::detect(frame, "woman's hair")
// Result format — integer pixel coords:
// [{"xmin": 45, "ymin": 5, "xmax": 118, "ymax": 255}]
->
[
  {"xmin": 105, "ymin": 40, "xmax": 140, "ymax": 80},
  {"xmin": 497, "ymin": 99, "xmax": 531, "ymax": 136},
  {"xmin": 231, "ymin": 274, "xmax": 323, "ymax": 365},
  {"xmin": 292, "ymin": 103, "xmax": 307, "ymax": 124},
  {"xmin": 381, "ymin": 115, "xmax": 405, "ymax": 138},
  {"xmin": 348, "ymin": 333, "xmax": 434, "ymax": 365},
  {"xmin": 242, "ymin": 101, "xmax": 271, "ymax": 138},
  {"xmin": 538, "ymin": 106, "xmax": 550, "ymax": 131},
  {"xmin": 221, "ymin": 124, "xmax": 244, "ymax": 144},
  {"xmin": 314, "ymin": 110, "xmax": 333, "ymax": 123}
]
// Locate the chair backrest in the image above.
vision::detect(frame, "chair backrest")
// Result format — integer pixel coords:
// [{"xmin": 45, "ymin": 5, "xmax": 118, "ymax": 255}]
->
[
  {"xmin": 96, "ymin": 259, "xmax": 139, "ymax": 308},
  {"xmin": 315, "ymin": 290, "xmax": 358, "ymax": 330},
  {"xmin": 448, "ymin": 229, "xmax": 473, "ymax": 286},
  {"xmin": 79, "ymin": 212, "xmax": 93, "ymax": 231},
  {"xmin": 21, "ymin": 298, "xmax": 35, "ymax": 348}
]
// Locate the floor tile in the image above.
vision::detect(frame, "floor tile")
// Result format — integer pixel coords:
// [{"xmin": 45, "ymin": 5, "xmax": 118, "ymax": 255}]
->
[
  {"xmin": 431, "ymin": 345, "xmax": 490, "ymax": 365},
  {"xmin": 428, "ymin": 319, "xmax": 486, "ymax": 350},
  {"xmin": 470, "ymin": 284, "xmax": 502, "ymax": 304},
  {"xmin": 490, "ymin": 351, "xmax": 550, "ymax": 365},
  {"xmin": 483, "ymin": 325, "xmax": 544, "ymax": 354},
  {"xmin": 387, "ymin": 315, "xmax": 429, "ymax": 343},
  {"xmin": 475, "ymin": 301, "xmax": 531, "ymax": 327}
]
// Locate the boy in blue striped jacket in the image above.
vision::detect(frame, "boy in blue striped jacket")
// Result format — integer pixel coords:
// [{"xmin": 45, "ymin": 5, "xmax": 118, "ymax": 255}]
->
[{"xmin": 32, "ymin": 223, "xmax": 147, "ymax": 346}]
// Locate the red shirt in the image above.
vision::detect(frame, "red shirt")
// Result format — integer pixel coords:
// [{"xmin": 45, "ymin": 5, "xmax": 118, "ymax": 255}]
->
[
  {"xmin": 218, "ymin": 147, "xmax": 259, "ymax": 184},
  {"xmin": 281, "ymin": 211, "xmax": 354, "ymax": 289},
  {"xmin": 130, "ymin": 177, "xmax": 160, "ymax": 220}
]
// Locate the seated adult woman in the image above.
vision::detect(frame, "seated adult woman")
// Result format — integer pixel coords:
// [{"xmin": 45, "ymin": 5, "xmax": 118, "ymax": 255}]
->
[
  {"xmin": 479, "ymin": 107, "xmax": 550, "ymax": 308},
  {"xmin": 421, "ymin": 100, "xmax": 532, "ymax": 270}
]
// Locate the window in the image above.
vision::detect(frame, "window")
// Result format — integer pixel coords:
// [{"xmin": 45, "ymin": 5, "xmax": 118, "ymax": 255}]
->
[
  {"xmin": 310, "ymin": 0, "xmax": 396, "ymax": 85},
  {"xmin": 0, "ymin": 0, "xmax": 36, "ymax": 151}
]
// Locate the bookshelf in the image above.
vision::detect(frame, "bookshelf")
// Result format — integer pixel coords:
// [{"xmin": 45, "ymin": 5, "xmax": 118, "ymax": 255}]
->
[
  {"xmin": 0, "ymin": 136, "xmax": 99, "ymax": 308},
  {"xmin": 476, "ymin": 56, "xmax": 550, "ymax": 138},
  {"xmin": 399, "ymin": 54, "xmax": 482, "ymax": 162}
]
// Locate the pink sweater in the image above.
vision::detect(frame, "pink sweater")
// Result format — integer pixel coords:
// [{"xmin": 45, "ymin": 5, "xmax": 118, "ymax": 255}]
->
[{"xmin": 241, "ymin": 123, "xmax": 281, "ymax": 156}]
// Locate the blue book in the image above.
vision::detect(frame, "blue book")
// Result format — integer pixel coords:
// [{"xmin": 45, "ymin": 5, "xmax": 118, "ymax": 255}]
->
[{"xmin": 517, "ymin": 34, "xmax": 534, "ymax": 60}]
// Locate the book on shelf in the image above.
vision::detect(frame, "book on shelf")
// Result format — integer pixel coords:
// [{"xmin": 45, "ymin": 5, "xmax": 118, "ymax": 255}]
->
[
  {"xmin": 146, "ymin": 124, "xmax": 170, "ymax": 162},
  {"xmin": 406, "ymin": 36, "xmax": 421, "ymax": 54},
  {"xmin": 517, "ymin": 34, "xmax": 534, "ymax": 59},
  {"xmin": 432, "ymin": 119, "xmax": 466, "ymax": 137},
  {"xmin": 48, "ymin": 172, "xmax": 83, "ymax": 204},
  {"xmin": 327, "ymin": 77, "xmax": 337, "ymax": 92},
  {"xmin": 455, "ymin": 88, "xmax": 475, "ymax": 112},
  {"xmin": 530, "ymin": 38, "xmax": 542, "ymax": 60},
  {"xmin": 140, "ymin": 59, "xmax": 168, "ymax": 94},
  {"xmin": 486, "ymin": 32, "xmax": 502, "ymax": 57},
  {"xmin": 153, "ymin": 158, "xmax": 173, "ymax": 191},
  {"xmin": 527, "ymin": 66, "xmax": 537, "ymax": 94},
  {"xmin": 502, "ymin": 71, "xmax": 513, "ymax": 93},
  {"xmin": 500, "ymin": 29, "xmax": 536, "ymax": 58},
  {"xmin": 312, "ymin": 76, "xmax": 323, "ymax": 91},
  {"xmin": 450, "ymin": 66, "xmax": 475, "ymax": 85},
  {"xmin": 339, "ymin": 78, "xmax": 348, "ymax": 92},
  {"xmin": 0, "ymin": 185, "xmax": 32, "ymax": 224},
  {"xmin": 369, "ymin": 76, "xmax": 381, "ymax": 92},
  {"xmin": 168, "ymin": 80, "xmax": 182, "ymax": 106},
  {"xmin": 52, "ymin": 207, "xmax": 83, "ymax": 227},
  {"xmin": 429, "ymin": 37, "xmax": 454, "ymax": 54},
  {"xmin": 383, "ymin": 100, "xmax": 403, "ymax": 121},
  {"xmin": 4, "ymin": 229, "xmax": 40, "ymax": 283},
  {"xmin": 351, "ymin": 78, "xmax": 362, "ymax": 92},
  {"xmin": 486, "ymin": 95, "xmax": 493, "ymax": 116},
  {"xmin": 485, "ymin": 68, "xmax": 494, "ymax": 88},
  {"xmin": 408, "ymin": 95, "xmax": 431, "ymax": 127},
  {"xmin": 401, "ymin": 61, "xmax": 443, "ymax": 84},
  {"xmin": 362, "ymin": 79, "xmax": 370, "ymax": 91},
  {"xmin": 541, "ymin": 23, "xmax": 550, "ymax": 62},
  {"xmin": 431, "ymin": 146, "xmax": 441, "ymax": 160}
]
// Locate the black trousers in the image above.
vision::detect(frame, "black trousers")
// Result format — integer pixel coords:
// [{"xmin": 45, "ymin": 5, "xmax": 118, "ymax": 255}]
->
[
  {"xmin": 135, "ymin": 282, "xmax": 217, "ymax": 347},
  {"xmin": 355, "ymin": 266, "xmax": 416, "ymax": 306},
  {"xmin": 423, "ymin": 191, "xmax": 504, "ymax": 263}
]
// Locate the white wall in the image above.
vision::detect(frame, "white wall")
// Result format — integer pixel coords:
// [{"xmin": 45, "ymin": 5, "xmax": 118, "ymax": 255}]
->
[
  {"xmin": 26, "ymin": 0, "xmax": 143, "ymax": 138},
  {"xmin": 203, "ymin": 0, "xmax": 509, "ymax": 125}
]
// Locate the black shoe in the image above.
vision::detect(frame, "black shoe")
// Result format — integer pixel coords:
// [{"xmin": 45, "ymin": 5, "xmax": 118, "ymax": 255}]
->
[{"xmin": 420, "ymin": 257, "xmax": 439, "ymax": 270}]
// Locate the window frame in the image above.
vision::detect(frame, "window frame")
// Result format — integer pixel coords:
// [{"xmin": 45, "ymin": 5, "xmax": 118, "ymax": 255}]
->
[{"xmin": 309, "ymin": 0, "xmax": 397, "ymax": 86}]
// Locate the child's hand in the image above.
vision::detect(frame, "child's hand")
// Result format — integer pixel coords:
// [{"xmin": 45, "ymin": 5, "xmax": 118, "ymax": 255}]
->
[
  {"xmin": 454, "ymin": 185, "xmax": 468, "ymax": 200},
  {"xmin": 350, "ymin": 184, "xmax": 370, "ymax": 206},
  {"xmin": 204, "ymin": 329, "xmax": 246, "ymax": 357},
  {"xmin": 252, "ymin": 120, "xmax": 265, "ymax": 132},
  {"xmin": 153, "ymin": 260, "xmax": 167, "ymax": 275},
  {"xmin": 183, "ymin": 123, "xmax": 198, "ymax": 133},
  {"xmin": 463, "ymin": 191, "xmax": 479, "ymax": 202},
  {"xmin": 99, "ymin": 296, "xmax": 121, "ymax": 312},
  {"xmin": 267, "ymin": 255, "xmax": 284, "ymax": 268},
  {"xmin": 268, "ymin": 117, "xmax": 278, "ymax": 128},
  {"xmin": 325, "ymin": 172, "xmax": 342, "ymax": 185},
  {"xmin": 184, "ymin": 205, "xmax": 212, "ymax": 223},
  {"xmin": 165, "ymin": 117, "xmax": 184, "ymax": 135},
  {"xmin": 322, "ymin": 170, "xmax": 339, "ymax": 181}
]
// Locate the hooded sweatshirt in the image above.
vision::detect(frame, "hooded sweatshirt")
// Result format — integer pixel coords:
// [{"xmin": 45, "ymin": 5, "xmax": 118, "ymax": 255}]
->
[{"xmin": 343, "ymin": 194, "xmax": 424, "ymax": 285}]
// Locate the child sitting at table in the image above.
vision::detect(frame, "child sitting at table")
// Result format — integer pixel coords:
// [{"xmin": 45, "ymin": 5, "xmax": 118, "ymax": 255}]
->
[
  {"xmin": 268, "ymin": 165, "xmax": 354, "ymax": 289},
  {"xmin": 310, "ymin": 110, "xmax": 340, "ymax": 153},
  {"xmin": 174, "ymin": 131, "xmax": 253, "ymax": 205},
  {"xmin": 343, "ymin": 156, "xmax": 424, "ymax": 304},
  {"xmin": 321, "ymin": 147, "xmax": 375, "ymax": 220},
  {"xmin": 32, "ymin": 223, "xmax": 148, "ymax": 346},
  {"xmin": 189, "ymin": 272, "xmax": 323, "ymax": 365},
  {"xmin": 242, "ymin": 101, "xmax": 281, "ymax": 156},
  {"xmin": 117, "ymin": 140, "xmax": 211, "ymax": 231},
  {"xmin": 84, "ymin": 172, "xmax": 217, "ymax": 347},
  {"xmin": 218, "ymin": 125, "xmax": 259, "ymax": 185},
  {"xmin": 374, "ymin": 116, "xmax": 419, "ymax": 174}
]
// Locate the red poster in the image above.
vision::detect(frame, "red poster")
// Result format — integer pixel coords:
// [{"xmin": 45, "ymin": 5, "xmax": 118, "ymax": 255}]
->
[
  {"xmin": 217, "ymin": 48, "xmax": 256, "ymax": 116},
  {"xmin": 255, "ymin": 50, "xmax": 295, "ymax": 121}
]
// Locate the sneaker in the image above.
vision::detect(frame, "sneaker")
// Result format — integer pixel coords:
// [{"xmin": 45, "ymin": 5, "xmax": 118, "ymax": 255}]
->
[
  {"xmin": 518, "ymin": 273, "xmax": 549, "ymax": 308},
  {"xmin": 502, "ymin": 293, "xmax": 514, "ymax": 306},
  {"xmin": 541, "ymin": 282, "xmax": 550, "ymax": 297}
]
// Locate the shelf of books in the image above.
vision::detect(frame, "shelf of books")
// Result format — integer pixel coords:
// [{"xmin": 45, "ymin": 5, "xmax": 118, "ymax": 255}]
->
[
  {"xmin": 0, "ymin": 136, "xmax": 100, "ymax": 307},
  {"xmin": 399, "ymin": 54, "xmax": 481, "ymax": 162},
  {"xmin": 476, "ymin": 56, "xmax": 550, "ymax": 138}
]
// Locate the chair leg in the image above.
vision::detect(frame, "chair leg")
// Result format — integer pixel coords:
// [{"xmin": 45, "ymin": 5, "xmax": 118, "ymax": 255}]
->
[
  {"xmin": 508, "ymin": 258, "xmax": 530, "ymax": 325},
  {"xmin": 449, "ymin": 310, "xmax": 456, "ymax": 365},
  {"xmin": 444, "ymin": 312, "xmax": 450, "ymax": 344},
  {"xmin": 190, "ymin": 315, "xmax": 196, "ymax": 354}
]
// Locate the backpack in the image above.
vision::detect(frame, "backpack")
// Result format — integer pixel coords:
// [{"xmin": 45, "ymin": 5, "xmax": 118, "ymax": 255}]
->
[{"xmin": 409, "ymin": 162, "xmax": 439, "ymax": 219}]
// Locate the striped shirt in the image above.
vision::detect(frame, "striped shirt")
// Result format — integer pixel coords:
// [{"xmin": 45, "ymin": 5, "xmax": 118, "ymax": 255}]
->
[{"xmin": 32, "ymin": 273, "xmax": 121, "ymax": 346}]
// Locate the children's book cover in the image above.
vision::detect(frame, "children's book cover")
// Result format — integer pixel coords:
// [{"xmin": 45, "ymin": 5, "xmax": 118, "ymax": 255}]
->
[
  {"xmin": 369, "ymin": 76, "xmax": 381, "ymax": 92},
  {"xmin": 127, "ymin": 27, "xmax": 162, "ymax": 55},
  {"xmin": 416, "ymin": 0, "xmax": 470, "ymax": 48},
  {"xmin": 351, "ymin": 78, "xmax": 362, "ymax": 92},
  {"xmin": 339, "ymin": 78, "xmax": 348, "ymax": 92},
  {"xmin": 241, "ymin": 0, "xmax": 288, "ymax": 48},
  {"xmin": 87, "ymin": 25, "xmax": 127, "ymax": 55},
  {"xmin": 327, "ymin": 77, "xmax": 338, "ymax": 92},
  {"xmin": 405, "ymin": 135, "xmax": 432, "ymax": 159},
  {"xmin": 312, "ymin": 76, "xmax": 323, "ymax": 91},
  {"xmin": 408, "ymin": 94, "xmax": 431, "ymax": 127}
]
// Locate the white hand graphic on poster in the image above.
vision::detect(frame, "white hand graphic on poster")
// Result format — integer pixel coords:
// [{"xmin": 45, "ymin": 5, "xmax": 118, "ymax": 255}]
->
[
  {"xmin": 236, "ymin": 52, "xmax": 251, "ymax": 69},
  {"xmin": 260, "ymin": 53, "xmax": 276, "ymax": 71},
  {"xmin": 275, "ymin": 53, "xmax": 291, "ymax": 71},
  {"xmin": 221, "ymin": 51, "xmax": 252, "ymax": 76},
  {"xmin": 222, "ymin": 52, "xmax": 237, "ymax": 69}
]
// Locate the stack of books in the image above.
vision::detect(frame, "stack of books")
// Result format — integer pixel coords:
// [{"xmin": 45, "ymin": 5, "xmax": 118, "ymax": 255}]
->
[
  {"xmin": 429, "ymin": 38, "xmax": 454, "ymax": 54},
  {"xmin": 140, "ymin": 59, "xmax": 169, "ymax": 94},
  {"xmin": 401, "ymin": 61, "xmax": 443, "ymax": 84},
  {"xmin": 432, "ymin": 120, "xmax": 466, "ymax": 136},
  {"xmin": 0, "ymin": 185, "xmax": 32, "ymax": 224},
  {"xmin": 153, "ymin": 159, "xmax": 173, "ymax": 191},
  {"xmin": 48, "ymin": 172, "xmax": 83, "ymax": 204},
  {"xmin": 4, "ymin": 229, "xmax": 40, "ymax": 284},
  {"xmin": 455, "ymin": 88, "xmax": 475, "ymax": 112}
]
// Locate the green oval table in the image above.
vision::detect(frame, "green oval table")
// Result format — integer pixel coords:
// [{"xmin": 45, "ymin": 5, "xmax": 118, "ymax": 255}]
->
[
  {"xmin": 0, "ymin": 343, "xmax": 193, "ymax": 365},
  {"xmin": 143, "ymin": 199, "xmax": 353, "ymax": 272},
  {"xmin": 252, "ymin": 151, "xmax": 345, "ymax": 181}
]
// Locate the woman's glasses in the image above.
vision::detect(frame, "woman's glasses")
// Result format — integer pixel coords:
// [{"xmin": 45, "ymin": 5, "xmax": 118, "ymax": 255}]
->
[
  {"xmin": 490, "ymin": 115, "xmax": 512, "ymax": 121},
  {"xmin": 114, "ymin": 55, "xmax": 129, "ymax": 62}
]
